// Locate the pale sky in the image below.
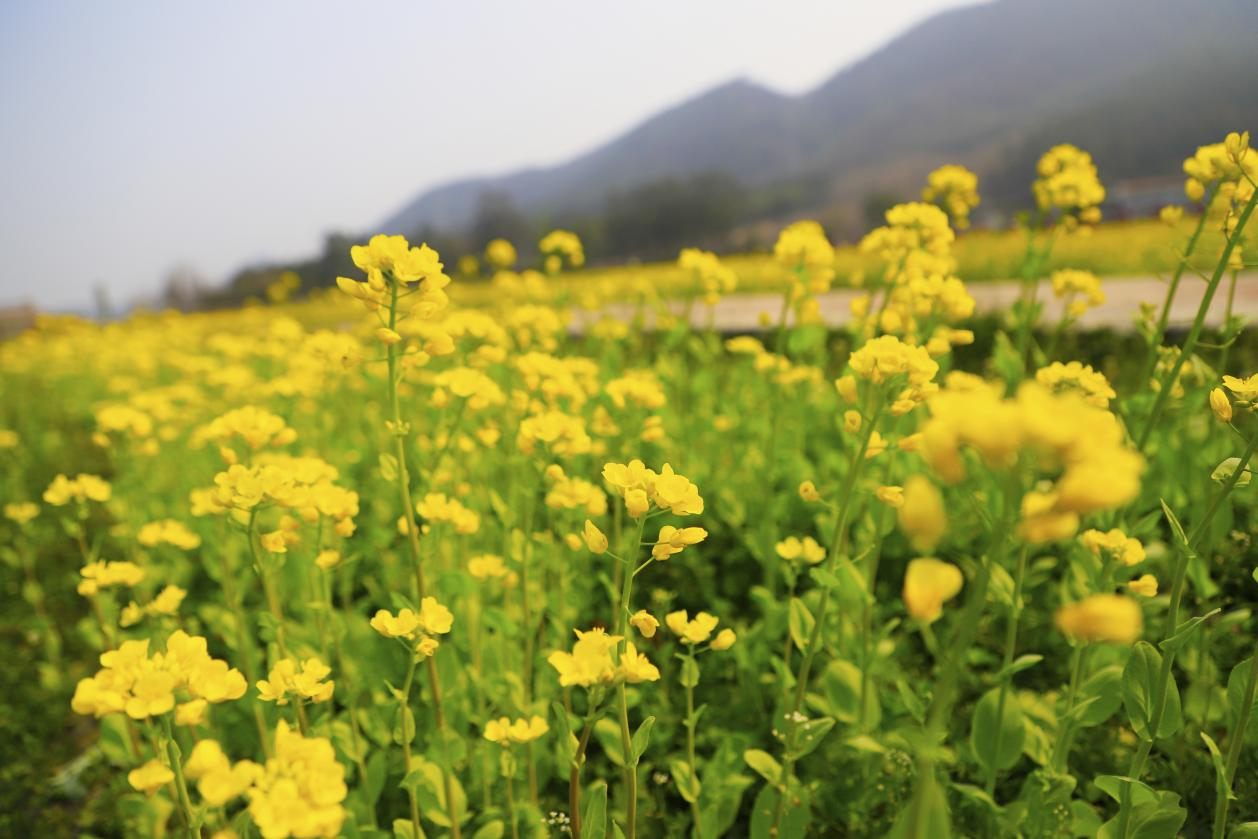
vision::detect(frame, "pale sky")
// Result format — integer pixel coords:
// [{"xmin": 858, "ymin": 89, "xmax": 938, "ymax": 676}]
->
[{"xmin": 0, "ymin": 0, "xmax": 969, "ymax": 311}]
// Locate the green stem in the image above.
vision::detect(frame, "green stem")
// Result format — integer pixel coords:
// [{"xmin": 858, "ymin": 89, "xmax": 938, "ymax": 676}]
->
[
  {"xmin": 1117, "ymin": 429, "xmax": 1258, "ymax": 837},
  {"xmin": 1212, "ymin": 641, "xmax": 1258, "ymax": 839},
  {"xmin": 614, "ymin": 515, "xmax": 648, "ymax": 839},
  {"xmin": 685, "ymin": 652, "xmax": 704, "ymax": 838},
  {"xmin": 985, "ymin": 544, "xmax": 1030, "ymax": 794},
  {"xmin": 1051, "ymin": 643, "xmax": 1091, "ymax": 772},
  {"xmin": 771, "ymin": 391, "xmax": 885, "ymax": 832},
  {"xmin": 399, "ymin": 654, "xmax": 424, "ymax": 839},
  {"xmin": 1137, "ymin": 203, "xmax": 1212, "ymax": 388},
  {"xmin": 1135, "ymin": 188, "xmax": 1258, "ymax": 452},
  {"xmin": 161, "ymin": 715, "xmax": 197, "ymax": 839},
  {"xmin": 385, "ymin": 279, "xmax": 462, "ymax": 839}
]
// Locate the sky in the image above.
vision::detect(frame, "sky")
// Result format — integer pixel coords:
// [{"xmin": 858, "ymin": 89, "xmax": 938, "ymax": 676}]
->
[{"xmin": 0, "ymin": 0, "xmax": 970, "ymax": 311}]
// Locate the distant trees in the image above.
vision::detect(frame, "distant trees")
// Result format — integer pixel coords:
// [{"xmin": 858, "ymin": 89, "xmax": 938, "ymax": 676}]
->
[{"xmin": 599, "ymin": 172, "xmax": 747, "ymax": 261}]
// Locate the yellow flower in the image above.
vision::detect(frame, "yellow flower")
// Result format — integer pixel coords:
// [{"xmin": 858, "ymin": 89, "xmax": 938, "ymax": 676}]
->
[
  {"xmin": 583, "ymin": 519, "xmax": 609, "ymax": 554},
  {"xmin": 625, "ymin": 489, "xmax": 650, "ymax": 518},
  {"xmin": 1127, "ymin": 574, "xmax": 1159, "ymax": 598},
  {"xmin": 844, "ymin": 410, "xmax": 862, "ymax": 434},
  {"xmin": 1211, "ymin": 387, "xmax": 1233, "ymax": 423},
  {"xmin": 247, "ymin": 722, "xmax": 346, "ymax": 839},
  {"xmin": 902, "ymin": 558, "xmax": 963, "ymax": 623},
  {"xmin": 1079, "ymin": 528, "xmax": 1145, "ymax": 566},
  {"xmin": 798, "ymin": 480, "xmax": 821, "ymax": 502},
  {"xmin": 370, "ymin": 608, "xmax": 421, "ymax": 639},
  {"xmin": 629, "ymin": 610, "xmax": 659, "ymax": 638},
  {"xmin": 711, "ymin": 629, "xmax": 737, "ymax": 651},
  {"xmin": 315, "ymin": 550, "xmax": 341, "ymax": 570},
  {"xmin": 128, "ymin": 758, "xmax": 174, "ymax": 795},
  {"xmin": 484, "ymin": 715, "xmax": 549, "ymax": 745},
  {"xmin": 548, "ymin": 627, "xmax": 621, "ymax": 688},
  {"xmin": 176, "ymin": 699, "xmax": 208, "ymax": 727},
  {"xmin": 897, "ymin": 476, "xmax": 947, "ymax": 552},
  {"xmin": 776, "ymin": 535, "xmax": 826, "ymax": 565},
  {"xmin": 665, "ymin": 610, "xmax": 719, "ymax": 645},
  {"xmin": 1055, "ymin": 595, "xmax": 1143, "ymax": 644},
  {"xmin": 875, "ymin": 485, "xmax": 904, "ymax": 508},
  {"xmin": 617, "ymin": 642, "xmax": 661, "ymax": 683},
  {"xmin": 835, "ymin": 375, "xmax": 858, "ymax": 404},
  {"xmin": 260, "ymin": 530, "xmax": 287, "ymax": 554},
  {"xmin": 468, "ymin": 554, "xmax": 508, "ymax": 579},
  {"xmin": 3, "ymin": 501, "xmax": 39, "ymax": 525},
  {"xmin": 651, "ymin": 525, "xmax": 707, "ymax": 560},
  {"xmin": 418, "ymin": 596, "xmax": 454, "ymax": 635}
]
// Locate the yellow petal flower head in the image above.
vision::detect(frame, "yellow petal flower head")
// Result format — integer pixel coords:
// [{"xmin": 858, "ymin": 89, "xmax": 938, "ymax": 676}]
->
[
  {"xmin": 902, "ymin": 558, "xmax": 964, "ymax": 623},
  {"xmin": 897, "ymin": 476, "xmax": 948, "ymax": 552},
  {"xmin": 418, "ymin": 596, "xmax": 454, "ymax": 635},
  {"xmin": 468, "ymin": 554, "xmax": 509, "ymax": 580},
  {"xmin": 1127, "ymin": 574, "xmax": 1159, "ymax": 598},
  {"xmin": 665, "ymin": 610, "xmax": 720, "ymax": 645},
  {"xmin": 247, "ymin": 721, "xmax": 347, "ymax": 839},
  {"xmin": 617, "ymin": 642, "xmax": 661, "ymax": 683},
  {"xmin": 1211, "ymin": 387, "xmax": 1233, "ymax": 422},
  {"xmin": 711, "ymin": 628, "xmax": 737, "ymax": 651},
  {"xmin": 630, "ymin": 610, "xmax": 659, "ymax": 638},
  {"xmin": 128, "ymin": 758, "xmax": 174, "ymax": 796},
  {"xmin": 848, "ymin": 335, "xmax": 939, "ymax": 386},
  {"xmin": 371, "ymin": 608, "xmax": 421, "ymax": 639},
  {"xmin": 583, "ymin": 519, "xmax": 609, "ymax": 554},
  {"xmin": 548, "ymin": 627, "xmax": 621, "ymax": 688},
  {"xmin": 1055, "ymin": 595, "xmax": 1143, "ymax": 644},
  {"xmin": 775, "ymin": 535, "xmax": 826, "ymax": 565},
  {"xmin": 1079, "ymin": 528, "xmax": 1145, "ymax": 567}
]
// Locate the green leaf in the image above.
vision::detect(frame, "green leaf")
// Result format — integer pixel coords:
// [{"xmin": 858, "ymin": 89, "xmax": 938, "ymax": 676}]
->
[
  {"xmin": 379, "ymin": 453, "xmax": 398, "ymax": 481},
  {"xmin": 788, "ymin": 598, "xmax": 815, "ymax": 650},
  {"xmin": 594, "ymin": 719, "xmax": 624, "ymax": 767},
  {"xmin": 1159, "ymin": 609, "xmax": 1221, "ymax": 655},
  {"xmin": 743, "ymin": 749, "xmax": 782, "ymax": 785},
  {"xmin": 471, "ymin": 822, "xmax": 505, "ymax": 839},
  {"xmin": 1094, "ymin": 774, "xmax": 1156, "ymax": 806},
  {"xmin": 1075, "ymin": 665, "xmax": 1125, "ymax": 728},
  {"xmin": 749, "ymin": 782, "xmax": 811, "ymax": 839},
  {"xmin": 1160, "ymin": 499, "xmax": 1188, "ymax": 547},
  {"xmin": 670, "ymin": 758, "xmax": 701, "ymax": 803},
  {"xmin": 551, "ymin": 701, "xmax": 578, "ymax": 764},
  {"xmin": 1230, "ymin": 823, "xmax": 1258, "ymax": 839},
  {"xmin": 630, "ymin": 715, "xmax": 655, "ymax": 764},
  {"xmin": 809, "ymin": 567, "xmax": 840, "ymax": 589},
  {"xmin": 786, "ymin": 716, "xmax": 835, "ymax": 761},
  {"xmin": 392, "ymin": 819, "xmax": 417, "ymax": 839},
  {"xmin": 1200, "ymin": 731, "xmax": 1235, "ymax": 801},
  {"xmin": 392, "ymin": 705, "xmax": 416, "ymax": 746},
  {"xmin": 996, "ymin": 654, "xmax": 1043, "ymax": 681},
  {"xmin": 679, "ymin": 656, "xmax": 700, "ymax": 689},
  {"xmin": 970, "ymin": 687, "xmax": 1025, "ymax": 774},
  {"xmin": 896, "ymin": 678, "xmax": 926, "ymax": 724},
  {"xmin": 1122, "ymin": 642, "xmax": 1183, "ymax": 742},
  {"xmin": 582, "ymin": 781, "xmax": 608, "ymax": 839},
  {"xmin": 1226, "ymin": 657, "xmax": 1258, "ymax": 730}
]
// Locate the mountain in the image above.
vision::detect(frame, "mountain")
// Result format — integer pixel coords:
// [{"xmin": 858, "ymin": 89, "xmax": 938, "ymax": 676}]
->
[{"xmin": 379, "ymin": 0, "xmax": 1258, "ymax": 242}]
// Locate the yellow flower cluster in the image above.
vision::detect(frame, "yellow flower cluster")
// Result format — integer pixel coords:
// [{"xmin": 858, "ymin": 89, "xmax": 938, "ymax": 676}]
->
[
  {"xmin": 246, "ymin": 722, "xmax": 347, "ymax": 838},
  {"xmin": 602, "ymin": 460, "xmax": 704, "ymax": 517},
  {"xmin": 483, "ymin": 715, "xmax": 549, "ymax": 746},
  {"xmin": 921, "ymin": 382, "xmax": 1142, "ymax": 542},
  {"xmin": 120, "ymin": 584, "xmax": 187, "ymax": 627},
  {"xmin": 1054, "ymin": 594, "xmax": 1142, "ymax": 644},
  {"xmin": 136, "ymin": 518, "xmax": 202, "ymax": 550},
  {"xmin": 516, "ymin": 410, "xmax": 593, "ymax": 457},
  {"xmin": 921, "ymin": 164, "xmax": 981, "ymax": 229},
  {"xmin": 185, "ymin": 739, "xmax": 262, "ymax": 806},
  {"xmin": 1032, "ymin": 144, "xmax": 1105, "ymax": 223},
  {"xmin": 1079, "ymin": 528, "xmax": 1145, "ymax": 566},
  {"xmin": 194, "ymin": 405, "xmax": 296, "ymax": 453},
  {"xmin": 548, "ymin": 627, "xmax": 660, "ymax": 687},
  {"xmin": 650, "ymin": 524, "xmax": 708, "ymax": 560},
  {"xmin": 1183, "ymin": 131, "xmax": 1255, "ymax": 204},
  {"xmin": 257, "ymin": 658, "xmax": 335, "ymax": 705},
  {"xmin": 336, "ymin": 234, "xmax": 452, "ymax": 316},
  {"xmin": 902, "ymin": 557, "xmax": 963, "ymax": 622},
  {"xmin": 539, "ymin": 229, "xmax": 585, "ymax": 273},
  {"xmin": 71, "ymin": 631, "xmax": 246, "ymax": 719},
  {"xmin": 484, "ymin": 237, "xmax": 517, "ymax": 269},
  {"xmin": 1035, "ymin": 361, "xmax": 1116, "ymax": 407},
  {"xmin": 204, "ymin": 459, "xmax": 358, "ymax": 536},
  {"xmin": 1050, "ymin": 269, "xmax": 1105, "ymax": 319},
  {"xmin": 43, "ymin": 473, "xmax": 112, "ymax": 506},
  {"xmin": 78, "ymin": 560, "xmax": 145, "ymax": 595},
  {"xmin": 414, "ymin": 492, "xmax": 480, "ymax": 534},
  {"xmin": 678, "ymin": 248, "xmax": 738, "ymax": 304},
  {"xmin": 370, "ymin": 597, "xmax": 454, "ymax": 657},
  {"xmin": 544, "ymin": 465, "xmax": 608, "ymax": 515},
  {"xmin": 775, "ymin": 535, "xmax": 826, "ymax": 565}
]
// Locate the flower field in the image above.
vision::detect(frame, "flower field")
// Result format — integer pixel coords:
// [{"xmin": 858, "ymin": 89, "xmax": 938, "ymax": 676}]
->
[{"xmin": 3, "ymin": 134, "xmax": 1258, "ymax": 839}]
